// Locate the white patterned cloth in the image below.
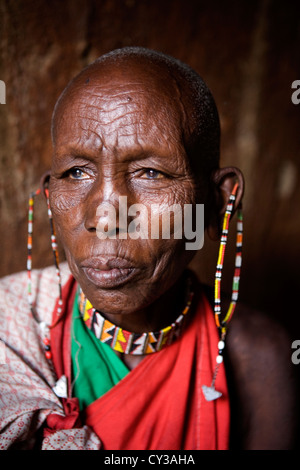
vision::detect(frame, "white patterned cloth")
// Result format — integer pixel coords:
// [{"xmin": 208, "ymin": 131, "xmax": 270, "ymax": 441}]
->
[{"xmin": 0, "ymin": 263, "xmax": 101, "ymax": 450}]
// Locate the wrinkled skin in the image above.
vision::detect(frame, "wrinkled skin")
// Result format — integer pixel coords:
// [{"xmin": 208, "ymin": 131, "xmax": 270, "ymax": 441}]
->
[{"xmin": 48, "ymin": 57, "xmax": 298, "ymax": 449}]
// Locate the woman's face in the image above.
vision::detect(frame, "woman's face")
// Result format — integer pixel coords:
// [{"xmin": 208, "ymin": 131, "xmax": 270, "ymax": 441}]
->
[{"xmin": 49, "ymin": 66, "xmax": 201, "ymax": 316}]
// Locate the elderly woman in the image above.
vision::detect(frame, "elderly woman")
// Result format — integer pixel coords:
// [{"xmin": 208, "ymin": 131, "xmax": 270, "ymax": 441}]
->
[{"xmin": 0, "ymin": 47, "xmax": 297, "ymax": 450}]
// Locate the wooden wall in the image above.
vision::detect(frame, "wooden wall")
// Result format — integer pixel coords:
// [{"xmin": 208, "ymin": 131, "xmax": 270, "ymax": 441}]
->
[{"xmin": 0, "ymin": 0, "xmax": 299, "ymax": 333}]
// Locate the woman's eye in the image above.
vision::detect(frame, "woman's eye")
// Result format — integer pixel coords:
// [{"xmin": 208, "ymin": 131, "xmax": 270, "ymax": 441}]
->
[
  {"xmin": 66, "ymin": 168, "xmax": 90, "ymax": 180},
  {"xmin": 141, "ymin": 169, "xmax": 164, "ymax": 179}
]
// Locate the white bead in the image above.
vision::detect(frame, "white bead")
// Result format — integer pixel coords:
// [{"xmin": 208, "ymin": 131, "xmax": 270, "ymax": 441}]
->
[
  {"xmin": 39, "ymin": 321, "xmax": 49, "ymax": 336},
  {"xmin": 218, "ymin": 340, "xmax": 225, "ymax": 350},
  {"xmin": 216, "ymin": 355, "xmax": 223, "ymax": 364}
]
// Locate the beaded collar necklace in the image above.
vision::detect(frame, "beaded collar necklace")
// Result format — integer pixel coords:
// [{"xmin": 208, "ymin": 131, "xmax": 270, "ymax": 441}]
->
[{"xmin": 78, "ymin": 281, "xmax": 194, "ymax": 356}]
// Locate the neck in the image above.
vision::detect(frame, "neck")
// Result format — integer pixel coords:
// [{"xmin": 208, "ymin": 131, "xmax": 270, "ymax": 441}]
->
[{"xmin": 101, "ymin": 274, "xmax": 188, "ymax": 334}]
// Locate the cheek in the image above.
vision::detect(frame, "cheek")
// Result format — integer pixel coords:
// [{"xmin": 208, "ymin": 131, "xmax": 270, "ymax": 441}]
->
[
  {"xmin": 138, "ymin": 183, "xmax": 195, "ymax": 237},
  {"xmin": 138, "ymin": 185, "xmax": 198, "ymax": 269},
  {"xmin": 49, "ymin": 182, "xmax": 85, "ymax": 214},
  {"xmin": 131, "ymin": 201, "xmax": 192, "ymax": 270},
  {"xmin": 49, "ymin": 186, "xmax": 85, "ymax": 248}
]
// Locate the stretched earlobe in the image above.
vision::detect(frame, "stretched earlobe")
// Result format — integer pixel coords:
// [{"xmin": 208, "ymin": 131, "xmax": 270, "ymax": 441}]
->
[
  {"xmin": 27, "ymin": 175, "xmax": 64, "ymax": 354},
  {"xmin": 207, "ymin": 166, "xmax": 244, "ymax": 240},
  {"xmin": 39, "ymin": 170, "xmax": 51, "ymax": 196},
  {"xmin": 214, "ymin": 167, "xmax": 244, "ymax": 207}
]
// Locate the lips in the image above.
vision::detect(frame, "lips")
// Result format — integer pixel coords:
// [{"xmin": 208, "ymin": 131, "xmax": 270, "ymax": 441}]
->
[{"xmin": 80, "ymin": 256, "xmax": 138, "ymax": 289}]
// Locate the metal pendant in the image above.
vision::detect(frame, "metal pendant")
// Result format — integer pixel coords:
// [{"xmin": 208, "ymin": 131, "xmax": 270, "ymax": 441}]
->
[
  {"xmin": 202, "ymin": 385, "xmax": 222, "ymax": 401},
  {"xmin": 52, "ymin": 374, "xmax": 68, "ymax": 398}
]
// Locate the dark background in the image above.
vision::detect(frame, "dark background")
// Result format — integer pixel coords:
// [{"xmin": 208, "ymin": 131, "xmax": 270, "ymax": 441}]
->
[{"xmin": 0, "ymin": 0, "xmax": 299, "ymax": 340}]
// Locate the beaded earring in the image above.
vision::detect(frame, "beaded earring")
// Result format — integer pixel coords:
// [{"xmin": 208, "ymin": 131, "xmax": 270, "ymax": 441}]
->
[
  {"xmin": 202, "ymin": 183, "xmax": 243, "ymax": 401},
  {"xmin": 27, "ymin": 181, "xmax": 63, "ymax": 362}
]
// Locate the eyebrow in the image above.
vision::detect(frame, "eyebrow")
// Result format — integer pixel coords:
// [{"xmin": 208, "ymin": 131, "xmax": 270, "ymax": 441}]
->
[
  {"xmin": 54, "ymin": 146, "xmax": 186, "ymax": 177},
  {"xmin": 53, "ymin": 127, "xmax": 189, "ymax": 171},
  {"xmin": 54, "ymin": 141, "xmax": 102, "ymax": 160}
]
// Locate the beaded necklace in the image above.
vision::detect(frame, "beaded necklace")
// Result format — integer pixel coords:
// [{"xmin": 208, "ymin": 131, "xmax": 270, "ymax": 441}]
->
[
  {"xmin": 27, "ymin": 186, "xmax": 64, "ymax": 363},
  {"xmin": 78, "ymin": 281, "xmax": 194, "ymax": 355}
]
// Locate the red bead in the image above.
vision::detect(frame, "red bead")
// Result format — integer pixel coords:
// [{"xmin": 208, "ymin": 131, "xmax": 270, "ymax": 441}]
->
[
  {"xmin": 45, "ymin": 351, "xmax": 52, "ymax": 360},
  {"xmin": 43, "ymin": 337, "xmax": 50, "ymax": 345}
]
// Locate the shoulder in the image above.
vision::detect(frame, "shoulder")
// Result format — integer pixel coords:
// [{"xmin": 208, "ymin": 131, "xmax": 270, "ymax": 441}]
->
[
  {"xmin": 0, "ymin": 262, "xmax": 71, "ymax": 340},
  {"xmin": 226, "ymin": 302, "xmax": 299, "ymax": 449},
  {"xmin": 0, "ymin": 265, "xmax": 71, "ymax": 449}
]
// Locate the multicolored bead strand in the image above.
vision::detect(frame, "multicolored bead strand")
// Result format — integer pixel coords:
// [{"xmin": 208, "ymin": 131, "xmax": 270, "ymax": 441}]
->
[
  {"xmin": 27, "ymin": 185, "xmax": 64, "ymax": 362},
  {"xmin": 27, "ymin": 188, "xmax": 41, "ymax": 321},
  {"xmin": 214, "ymin": 183, "xmax": 242, "ymax": 334},
  {"xmin": 44, "ymin": 187, "xmax": 63, "ymax": 321},
  {"xmin": 202, "ymin": 183, "xmax": 243, "ymax": 401}
]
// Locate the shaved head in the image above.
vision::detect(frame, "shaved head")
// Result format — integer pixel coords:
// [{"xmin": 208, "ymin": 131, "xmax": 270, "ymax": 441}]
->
[{"xmin": 51, "ymin": 47, "xmax": 220, "ymax": 183}]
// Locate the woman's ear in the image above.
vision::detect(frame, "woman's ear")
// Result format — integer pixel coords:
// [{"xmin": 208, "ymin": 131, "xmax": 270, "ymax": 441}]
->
[
  {"xmin": 207, "ymin": 167, "xmax": 244, "ymax": 240},
  {"xmin": 39, "ymin": 170, "xmax": 51, "ymax": 197}
]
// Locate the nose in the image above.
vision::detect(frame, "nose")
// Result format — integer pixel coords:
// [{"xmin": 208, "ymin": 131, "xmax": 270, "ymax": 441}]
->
[
  {"xmin": 96, "ymin": 196, "xmax": 131, "ymax": 239},
  {"xmin": 84, "ymin": 177, "xmax": 130, "ymax": 237}
]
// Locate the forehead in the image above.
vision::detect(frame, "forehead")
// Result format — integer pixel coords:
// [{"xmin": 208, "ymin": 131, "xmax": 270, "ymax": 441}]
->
[{"xmin": 53, "ymin": 68, "xmax": 185, "ymax": 158}]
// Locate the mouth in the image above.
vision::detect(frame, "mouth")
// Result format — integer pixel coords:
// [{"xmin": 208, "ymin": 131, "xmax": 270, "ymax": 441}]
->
[{"xmin": 80, "ymin": 256, "xmax": 139, "ymax": 289}]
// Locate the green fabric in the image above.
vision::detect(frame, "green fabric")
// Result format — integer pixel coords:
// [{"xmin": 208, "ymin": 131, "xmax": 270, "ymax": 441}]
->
[{"xmin": 71, "ymin": 291, "xmax": 129, "ymax": 410}]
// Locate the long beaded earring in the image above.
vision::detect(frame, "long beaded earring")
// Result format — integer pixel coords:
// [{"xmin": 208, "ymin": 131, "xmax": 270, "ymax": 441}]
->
[
  {"xmin": 202, "ymin": 183, "xmax": 243, "ymax": 401},
  {"xmin": 27, "ymin": 181, "xmax": 63, "ymax": 362}
]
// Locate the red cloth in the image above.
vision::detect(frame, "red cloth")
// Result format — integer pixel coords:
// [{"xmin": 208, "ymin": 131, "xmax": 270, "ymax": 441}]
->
[
  {"xmin": 51, "ymin": 277, "xmax": 230, "ymax": 450},
  {"xmin": 44, "ymin": 276, "xmax": 82, "ymax": 436},
  {"xmin": 50, "ymin": 275, "xmax": 76, "ymax": 391},
  {"xmin": 85, "ymin": 290, "xmax": 230, "ymax": 450}
]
